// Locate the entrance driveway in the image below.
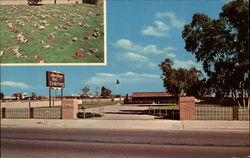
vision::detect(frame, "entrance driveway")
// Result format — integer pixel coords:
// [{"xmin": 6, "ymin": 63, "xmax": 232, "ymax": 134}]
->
[{"xmin": 86, "ymin": 104, "xmax": 156, "ymax": 120}]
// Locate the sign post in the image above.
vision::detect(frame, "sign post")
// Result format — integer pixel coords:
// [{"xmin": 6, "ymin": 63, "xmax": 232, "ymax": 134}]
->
[
  {"xmin": 46, "ymin": 71, "xmax": 65, "ymax": 112},
  {"xmin": 81, "ymin": 86, "xmax": 89, "ymax": 119},
  {"xmin": 49, "ymin": 88, "xmax": 51, "ymax": 107}
]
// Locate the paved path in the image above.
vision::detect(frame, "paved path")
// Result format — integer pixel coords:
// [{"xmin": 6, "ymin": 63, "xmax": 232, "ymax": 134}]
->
[{"xmin": 86, "ymin": 104, "xmax": 155, "ymax": 120}]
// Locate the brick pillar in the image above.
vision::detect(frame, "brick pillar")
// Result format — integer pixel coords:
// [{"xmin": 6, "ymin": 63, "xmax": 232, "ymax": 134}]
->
[
  {"xmin": 179, "ymin": 97, "xmax": 195, "ymax": 120},
  {"xmin": 233, "ymin": 106, "xmax": 239, "ymax": 120},
  {"xmin": 62, "ymin": 99, "xmax": 78, "ymax": 119},
  {"xmin": 2, "ymin": 108, "xmax": 6, "ymax": 118}
]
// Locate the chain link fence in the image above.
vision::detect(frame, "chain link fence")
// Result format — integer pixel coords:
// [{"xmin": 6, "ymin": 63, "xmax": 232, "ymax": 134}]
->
[
  {"xmin": 1, "ymin": 106, "xmax": 61, "ymax": 119},
  {"xmin": 195, "ymin": 107, "xmax": 249, "ymax": 120},
  {"xmin": 1, "ymin": 108, "xmax": 30, "ymax": 119},
  {"xmin": 34, "ymin": 106, "xmax": 61, "ymax": 119},
  {"xmin": 238, "ymin": 108, "xmax": 249, "ymax": 120}
]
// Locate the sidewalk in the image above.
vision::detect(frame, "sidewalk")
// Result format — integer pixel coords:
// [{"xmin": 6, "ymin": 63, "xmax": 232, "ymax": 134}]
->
[{"xmin": 1, "ymin": 119, "xmax": 249, "ymax": 131}]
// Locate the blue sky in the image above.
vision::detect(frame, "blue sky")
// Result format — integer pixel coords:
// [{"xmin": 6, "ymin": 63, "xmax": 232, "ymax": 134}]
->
[{"xmin": 0, "ymin": 0, "xmax": 228, "ymax": 96}]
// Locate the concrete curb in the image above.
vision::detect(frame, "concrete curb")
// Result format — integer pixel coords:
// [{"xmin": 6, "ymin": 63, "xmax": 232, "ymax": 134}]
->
[
  {"xmin": 1, "ymin": 119, "xmax": 249, "ymax": 131},
  {"xmin": 182, "ymin": 120, "xmax": 250, "ymax": 131}
]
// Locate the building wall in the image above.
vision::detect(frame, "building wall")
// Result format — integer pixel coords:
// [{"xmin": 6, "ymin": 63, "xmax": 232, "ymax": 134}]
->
[{"xmin": 132, "ymin": 97, "xmax": 177, "ymax": 104}]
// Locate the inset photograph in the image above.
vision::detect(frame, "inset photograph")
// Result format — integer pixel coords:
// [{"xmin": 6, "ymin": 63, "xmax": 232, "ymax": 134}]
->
[{"xmin": 0, "ymin": 0, "xmax": 105, "ymax": 65}]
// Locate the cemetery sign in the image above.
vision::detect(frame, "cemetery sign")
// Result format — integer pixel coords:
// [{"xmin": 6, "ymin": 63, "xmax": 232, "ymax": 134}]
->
[{"xmin": 46, "ymin": 71, "xmax": 65, "ymax": 88}]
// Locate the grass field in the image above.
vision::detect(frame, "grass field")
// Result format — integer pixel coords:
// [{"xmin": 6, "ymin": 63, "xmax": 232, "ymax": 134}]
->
[
  {"xmin": 148, "ymin": 104, "xmax": 223, "ymax": 110},
  {"xmin": 0, "ymin": 3, "xmax": 104, "ymax": 64},
  {"xmin": 149, "ymin": 105, "xmax": 179, "ymax": 110}
]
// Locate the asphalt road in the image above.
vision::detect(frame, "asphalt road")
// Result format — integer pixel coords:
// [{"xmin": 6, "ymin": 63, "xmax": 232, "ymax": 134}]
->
[{"xmin": 1, "ymin": 128, "xmax": 250, "ymax": 158}]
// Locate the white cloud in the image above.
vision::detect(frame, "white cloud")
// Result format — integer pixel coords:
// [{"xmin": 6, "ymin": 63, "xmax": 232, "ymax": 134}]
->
[
  {"xmin": 114, "ymin": 39, "xmax": 134, "ymax": 50},
  {"xmin": 140, "ymin": 73, "xmax": 159, "ymax": 78},
  {"xmin": 173, "ymin": 59, "xmax": 202, "ymax": 69},
  {"xmin": 142, "ymin": 20, "xmax": 169, "ymax": 37},
  {"xmin": 221, "ymin": 0, "xmax": 233, "ymax": 2},
  {"xmin": 155, "ymin": 21, "xmax": 169, "ymax": 31},
  {"xmin": 123, "ymin": 52, "xmax": 149, "ymax": 62},
  {"xmin": 85, "ymin": 72, "xmax": 159, "ymax": 85},
  {"xmin": 157, "ymin": 12, "xmax": 175, "ymax": 19},
  {"xmin": 156, "ymin": 12, "xmax": 185, "ymax": 28},
  {"xmin": 1, "ymin": 81, "xmax": 31, "ymax": 89},
  {"xmin": 143, "ymin": 45, "xmax": 176, "ymax": 55},
  {"xmin": 97, "ymin": 73, "xmax": 116, "ymax": 77},
  {"xmin": 113, "ymin": 39, "xmax": 176, "ymax": 57},
  {"xmin": 149, "ymin": 63, "xmax": 159, "ymax": 69},
  {"xmin": 142, "ymin": 26, "xmax": 164, "ymax": 37},
  {"xmin": 167, "ymin": 52, "xmax": 176, "ymax": 58}
]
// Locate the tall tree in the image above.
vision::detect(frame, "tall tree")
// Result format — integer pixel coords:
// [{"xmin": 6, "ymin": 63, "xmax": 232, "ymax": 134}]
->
[
  {"xmin": 101, "ymin": 86, "xmax": 112, "ymax": 98},
  {"xmin": 0, "ymin": 92, "xmax": 4, "ymax": 100},
  {"xmin": 182, "ymin": 0, "xmax": 249, "ymax": 106},
  {"xmin": 159, "ymin": 58, "xmax": 204, "ymax": 97}
]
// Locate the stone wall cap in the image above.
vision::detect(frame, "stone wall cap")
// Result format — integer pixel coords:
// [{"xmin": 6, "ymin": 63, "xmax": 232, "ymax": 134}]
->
[{"xmin": 179, "ymin": 97, "xmax": 195, "ymax": 102}]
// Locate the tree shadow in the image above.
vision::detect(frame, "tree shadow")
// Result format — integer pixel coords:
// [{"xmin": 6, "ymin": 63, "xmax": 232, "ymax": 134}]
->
[
  {"xmin": 104, "ymin": 110, "xmax": 148, "ymax": 115},
  {"xmin": 28, "ymin": 4, "xmax": 44, "ymax": 6}
]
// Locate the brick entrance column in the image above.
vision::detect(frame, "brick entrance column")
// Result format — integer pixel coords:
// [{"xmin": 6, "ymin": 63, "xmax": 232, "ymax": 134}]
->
[
  {"xmin": 62, "ymin": 99, "xmax": 78, "ymax": 119},
  {"xmin": 179, "ymin": 97, "xmax": 195, "ymax": 120}
]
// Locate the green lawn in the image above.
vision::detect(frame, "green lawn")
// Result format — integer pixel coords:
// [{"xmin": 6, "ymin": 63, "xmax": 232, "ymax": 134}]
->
[
  {"xmin": 149, "ymin": 105, "xmax": 179, "ymax": 110},
  {"xmin": 196, "ymin": 104, "xmax": 222, "ymax": 107},
  {"xmin": 148, "ymin": 104, "xmax": 223, "ymax": 110},
  {"xmin": 0, "ymin": 3, "xmax": 104, "ymax": 64},
  {"xmin": 78, "ymin": 101, "xmax": 123, "ymax": 109}
]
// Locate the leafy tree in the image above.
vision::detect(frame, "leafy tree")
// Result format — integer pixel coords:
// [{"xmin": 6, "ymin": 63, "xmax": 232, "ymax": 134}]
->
[
  {"xmin": 0, "ymin": 92, "xmax": 4, "ymax": 100},
  {"xmin": 101, "ymin": 86, "xmax": 112, "ymax": 98},
  {"xmin": 159, "ymin": 58, "xmax": 204, "ymax": 97},
  {"xmin": 182, "ymin": 0, "xmax": 249, "ymax": 106},
  {"xmin": 31, "ymin": 92, "xmax": 36, "ymax": 97}
]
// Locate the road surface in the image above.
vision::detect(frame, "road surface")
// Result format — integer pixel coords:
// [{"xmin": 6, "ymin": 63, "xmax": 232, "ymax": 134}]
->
[{"xmin": 1, "ymin": 127, "xmax": 250, "ymax": 158}]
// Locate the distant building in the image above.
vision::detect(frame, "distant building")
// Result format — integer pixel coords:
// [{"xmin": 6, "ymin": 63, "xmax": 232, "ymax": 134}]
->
[
  {"xmin": 3, "ymin": 96, "xmax": 16, "ymax": 100},
  {"xmin": 72, "ymin": 94, "xmax": 81, "ymax": 97},
  {"xmin": 12, "ymin": 93, "xmax": 28, "ymax": 100},
  {"xmin": 131, "ymin": 92, "xmax": 176, "ymax": 104}
]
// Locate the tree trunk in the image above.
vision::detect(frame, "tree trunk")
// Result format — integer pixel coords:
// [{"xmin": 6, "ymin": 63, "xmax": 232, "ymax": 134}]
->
[
  {"xmin": 232, "ymin": 90, "xmax": 241, "ymax": 108},
  {"xmin": 247, "ymin": 91, "xmax": 249, "ymax": 109},
  {"xmin": 241, "ymin": 87, "xmax": 246, "ymax": 108}
]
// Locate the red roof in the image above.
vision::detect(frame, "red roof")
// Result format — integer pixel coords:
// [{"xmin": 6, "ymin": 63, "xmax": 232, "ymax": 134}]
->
[{"xmin": 132, "ymin": 92, "xmax": 172, "ymax": 98}]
